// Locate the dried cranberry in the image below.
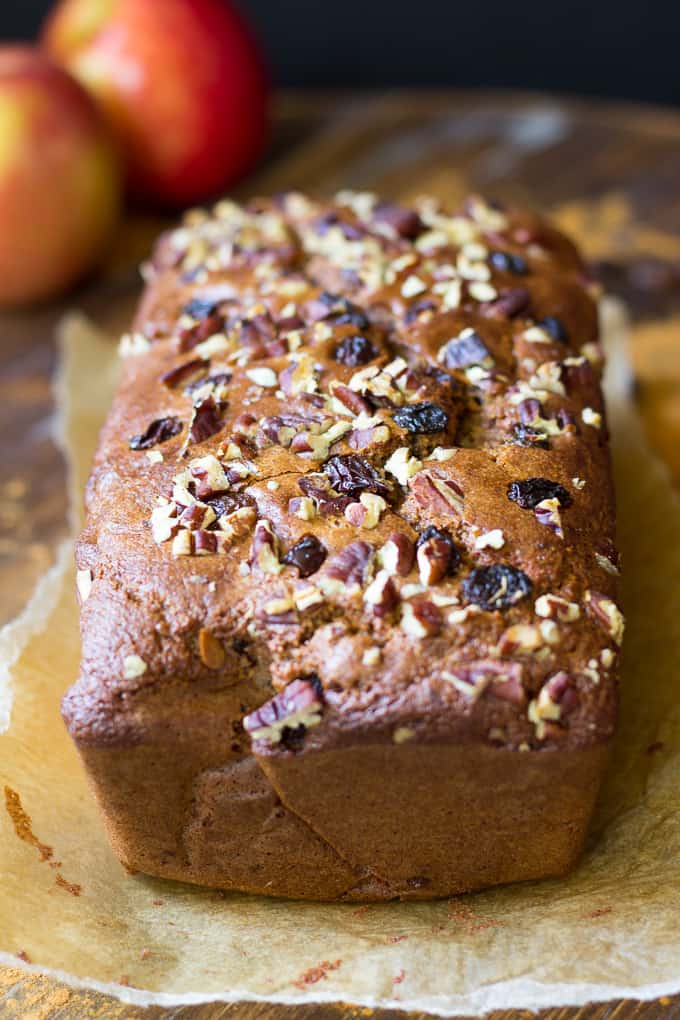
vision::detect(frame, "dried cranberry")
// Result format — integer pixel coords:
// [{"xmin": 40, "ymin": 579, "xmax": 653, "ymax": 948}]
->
[
  {"xmin": 129, "ymin": 416, "xmax": 182, "ymax": 450},
  {"xmin": 415, "ymin": 525, "xmax": 461, "ymax": 574},
  {"xmin": 373, "ymin": 201, "xmax": 423, "ymax": 239},
  {"xmin": 282, "ymin": 533, "xmax": 327, "ymax": 578},
  {"xmin": 323, "ymin": 454, "xmax": 391, "ymax": 500},
  {"xmin": 441, "ymin": 332, "xmax": 490, "ymax": 369},
  {"xmin": 538, "ymin": 316, "xmax": 569, "ymax": 343},
  {"xmin": 507, "ymin": 478, "xmax": 572, "ymax": 509},
  {"xmin": 489, "ymin": 251, "xmax": 528, "ymax": 275},
  {"xmin": 189, "ymin": 396, "xmax": 223, "ymax": 444},
  {"xmin": 392, "ymin": 402, "xmax": 449, "ymax": 434},
  {"xmin": 462, "ymin": 565, "xmax": 532, "ymax": 611},
  {"xmin": 183, "ymin": 297, "xmax": 219, "ymax": 320},
  {"xmin": 333, "ymin": 334, "xmax": 378, "ymax": 366},
  {"xmin": 511, "ymin": 424, "xmax": 550, "ymax": 449}
]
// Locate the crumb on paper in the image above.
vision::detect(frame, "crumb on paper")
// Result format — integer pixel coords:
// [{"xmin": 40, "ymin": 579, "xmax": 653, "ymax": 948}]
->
[
  {"xmin": 55, "ymin": 873, "xmax": 82, "ymax": 897},
  {"xmin": 4, "ymin": 785, "xmax": 53, "ymax": 862},
  {"xmin": 293, "ymin": 959, "xmax": 342, "ymax": 989},
  {"xmin": 583, "ymin": 907, "xmax": 614, "ymax": 920}
]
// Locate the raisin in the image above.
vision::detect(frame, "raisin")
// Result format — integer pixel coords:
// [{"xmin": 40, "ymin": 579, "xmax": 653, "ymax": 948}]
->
[
  {"xmin": 324, "ymin": 454, "xmax": 391, "ymax": 500},
  {"xmin": 298, "ymin": 475, "xmax": 353, "ymax": 516},
  {"xmin": 129, "ymin": 416, "xmax": 182, "ymax": 450},
  {"xmin": 442, "ymin": 331, "xmax": 490, "ymax": 369},
  {"xmin": 415, "ymin": 525, "xmax": 461, "ymax": 574},
  {"xmin": 507, "ymin": 477, "xmax": 572, "ymax": 509},
  {"xmin": 333, "ymin": 334, "xmax": 378, "ymax": 366},
  {"xmin": 334, "ymin": 308, "xmax": 369, "ymax": 328},
  {"xmin": 206, "ymin": 492, "xmax": 256, "ymax": 521},
  {"xmin": 511, "ymin": 424, "xmax": 550, "ymax": 449},
  {"xmin": 393, "ymin": 402, "xmax": 449, "ymax": 434},
  {"xmin": 489, "ymin": 251, "xmax": 528, "ymax": 275},
  {"xmin": 282, "ymin": 534, "xmax": 327, "ymax": 578},
  {"xmin": 538, "ymin": 315, "xmax": 569, "ymax": 343},
  {"xmin": 462, "ymin": 565, "xmax": 532, "ymax": 611}
]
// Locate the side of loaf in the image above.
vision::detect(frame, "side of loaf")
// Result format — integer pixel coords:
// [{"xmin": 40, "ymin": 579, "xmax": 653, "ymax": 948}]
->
[{"xmin": 64, "ymin": 191, "xmax": 622, "ymax": 900}]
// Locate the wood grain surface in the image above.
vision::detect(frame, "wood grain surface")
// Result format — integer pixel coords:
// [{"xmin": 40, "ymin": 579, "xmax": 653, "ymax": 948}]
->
[{"xmin": 2, "ymin": 89, "xmax": 680, "ymax": 1019}]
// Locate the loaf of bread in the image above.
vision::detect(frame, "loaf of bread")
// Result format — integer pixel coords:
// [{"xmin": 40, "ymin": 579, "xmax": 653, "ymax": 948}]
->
[{"xmin": 64, "ymin": 191, "xmax": 622, "ymax": 900}]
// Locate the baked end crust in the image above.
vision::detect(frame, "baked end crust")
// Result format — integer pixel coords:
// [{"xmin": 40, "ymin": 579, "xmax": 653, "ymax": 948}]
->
[{"xmin": 64, "ymin": 191, "xmax": 621, "ymax": 899}]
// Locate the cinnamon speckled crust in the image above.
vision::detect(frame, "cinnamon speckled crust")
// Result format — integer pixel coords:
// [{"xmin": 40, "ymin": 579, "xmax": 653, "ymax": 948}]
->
[{"xmin": 64, "ymin": 192, "xmax": 621, "ymax": 900}]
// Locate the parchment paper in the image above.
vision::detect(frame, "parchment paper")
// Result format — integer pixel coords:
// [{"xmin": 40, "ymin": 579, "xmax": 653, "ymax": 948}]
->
[{"xmin": 1, "ymin": 303, "xmax": 679, "ymax": 1015}]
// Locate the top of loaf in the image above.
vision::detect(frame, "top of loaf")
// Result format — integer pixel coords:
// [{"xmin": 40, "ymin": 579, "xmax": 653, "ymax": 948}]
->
[{"xmin": 69, "ymin": 191, "xmax": 621, "ymax": 754}]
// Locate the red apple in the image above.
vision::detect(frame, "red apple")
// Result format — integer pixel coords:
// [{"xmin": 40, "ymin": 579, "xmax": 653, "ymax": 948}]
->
[
  {"xmin": 43, "ymin": 0, "xmax": 270, "ymax": 207},
  {"xmin": 0, "ymin": 46, "xmax": 121, "ymax": 306}
]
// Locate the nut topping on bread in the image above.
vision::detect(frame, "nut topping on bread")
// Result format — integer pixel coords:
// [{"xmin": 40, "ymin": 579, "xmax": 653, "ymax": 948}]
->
[{"xmin": 65, "ymin": 191, "xmax": 622, "ymax": 900}]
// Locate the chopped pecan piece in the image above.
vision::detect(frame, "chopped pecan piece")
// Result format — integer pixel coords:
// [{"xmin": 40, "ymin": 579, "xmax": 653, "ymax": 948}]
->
[
  {"xmin": 363, "ymin": 569, "xmax": 399, "ymax": 616},
  {"xmin": 400, "ymin": 598, "xmax": 443, "ymax": 638},
  {"xmin": 444, "ymin": 659, "xmax": 524, "ymax": 705},
  {"xmin": 373, "ymin": 201, "xmax": 423, "ymax": 239},
  {"xmin": 129, "ymin": 416, "xmax": 182, "ymax": 450},
  {"xmin": 481, "ymin": 287, "xmax": 530, "ymax": 319},
  {"xmin": 243, "ymin": 677, "xmax": 324, "ymax": 747},
  {"xmin": 160, "ymin": 358, "xmax": 208, "ymax": 389},
  {"xmin": 324, "ymin": 540, "xmax": 374, "ymax": 590},
  {"xmin": 410, "ymin": 471, "xmax": 464, "ymax": 516},
  {"xmin": 189, "ymin": 396, "xmax": 224, "ymax": 444},
  {"xmin": 584, "ymin": 590, "xmax": 625, "ymax": 645},
  {"xmin": 378, "ymin": 532, "xmax": 415, "ymax": 576},
  {"xmin": 250, "ymin": 520, "xmax": 283, "ymax": 574}
]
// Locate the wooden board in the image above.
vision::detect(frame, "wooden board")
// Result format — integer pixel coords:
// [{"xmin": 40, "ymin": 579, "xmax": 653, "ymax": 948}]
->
[{"xmin": 2, "ymin": 89, "xmax": 680, "ymax": 1019}]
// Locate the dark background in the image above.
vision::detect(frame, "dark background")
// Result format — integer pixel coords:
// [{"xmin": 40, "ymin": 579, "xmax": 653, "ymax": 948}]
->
[{"xmin": 6, "ymin": 0, "xmax": 680, "ymax": 106}]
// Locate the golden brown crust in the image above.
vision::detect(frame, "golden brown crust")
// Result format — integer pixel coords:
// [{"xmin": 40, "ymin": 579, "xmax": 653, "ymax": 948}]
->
[{"xmin": 64, "ymin": 191, "xmax": 622, "ymax": 899}]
